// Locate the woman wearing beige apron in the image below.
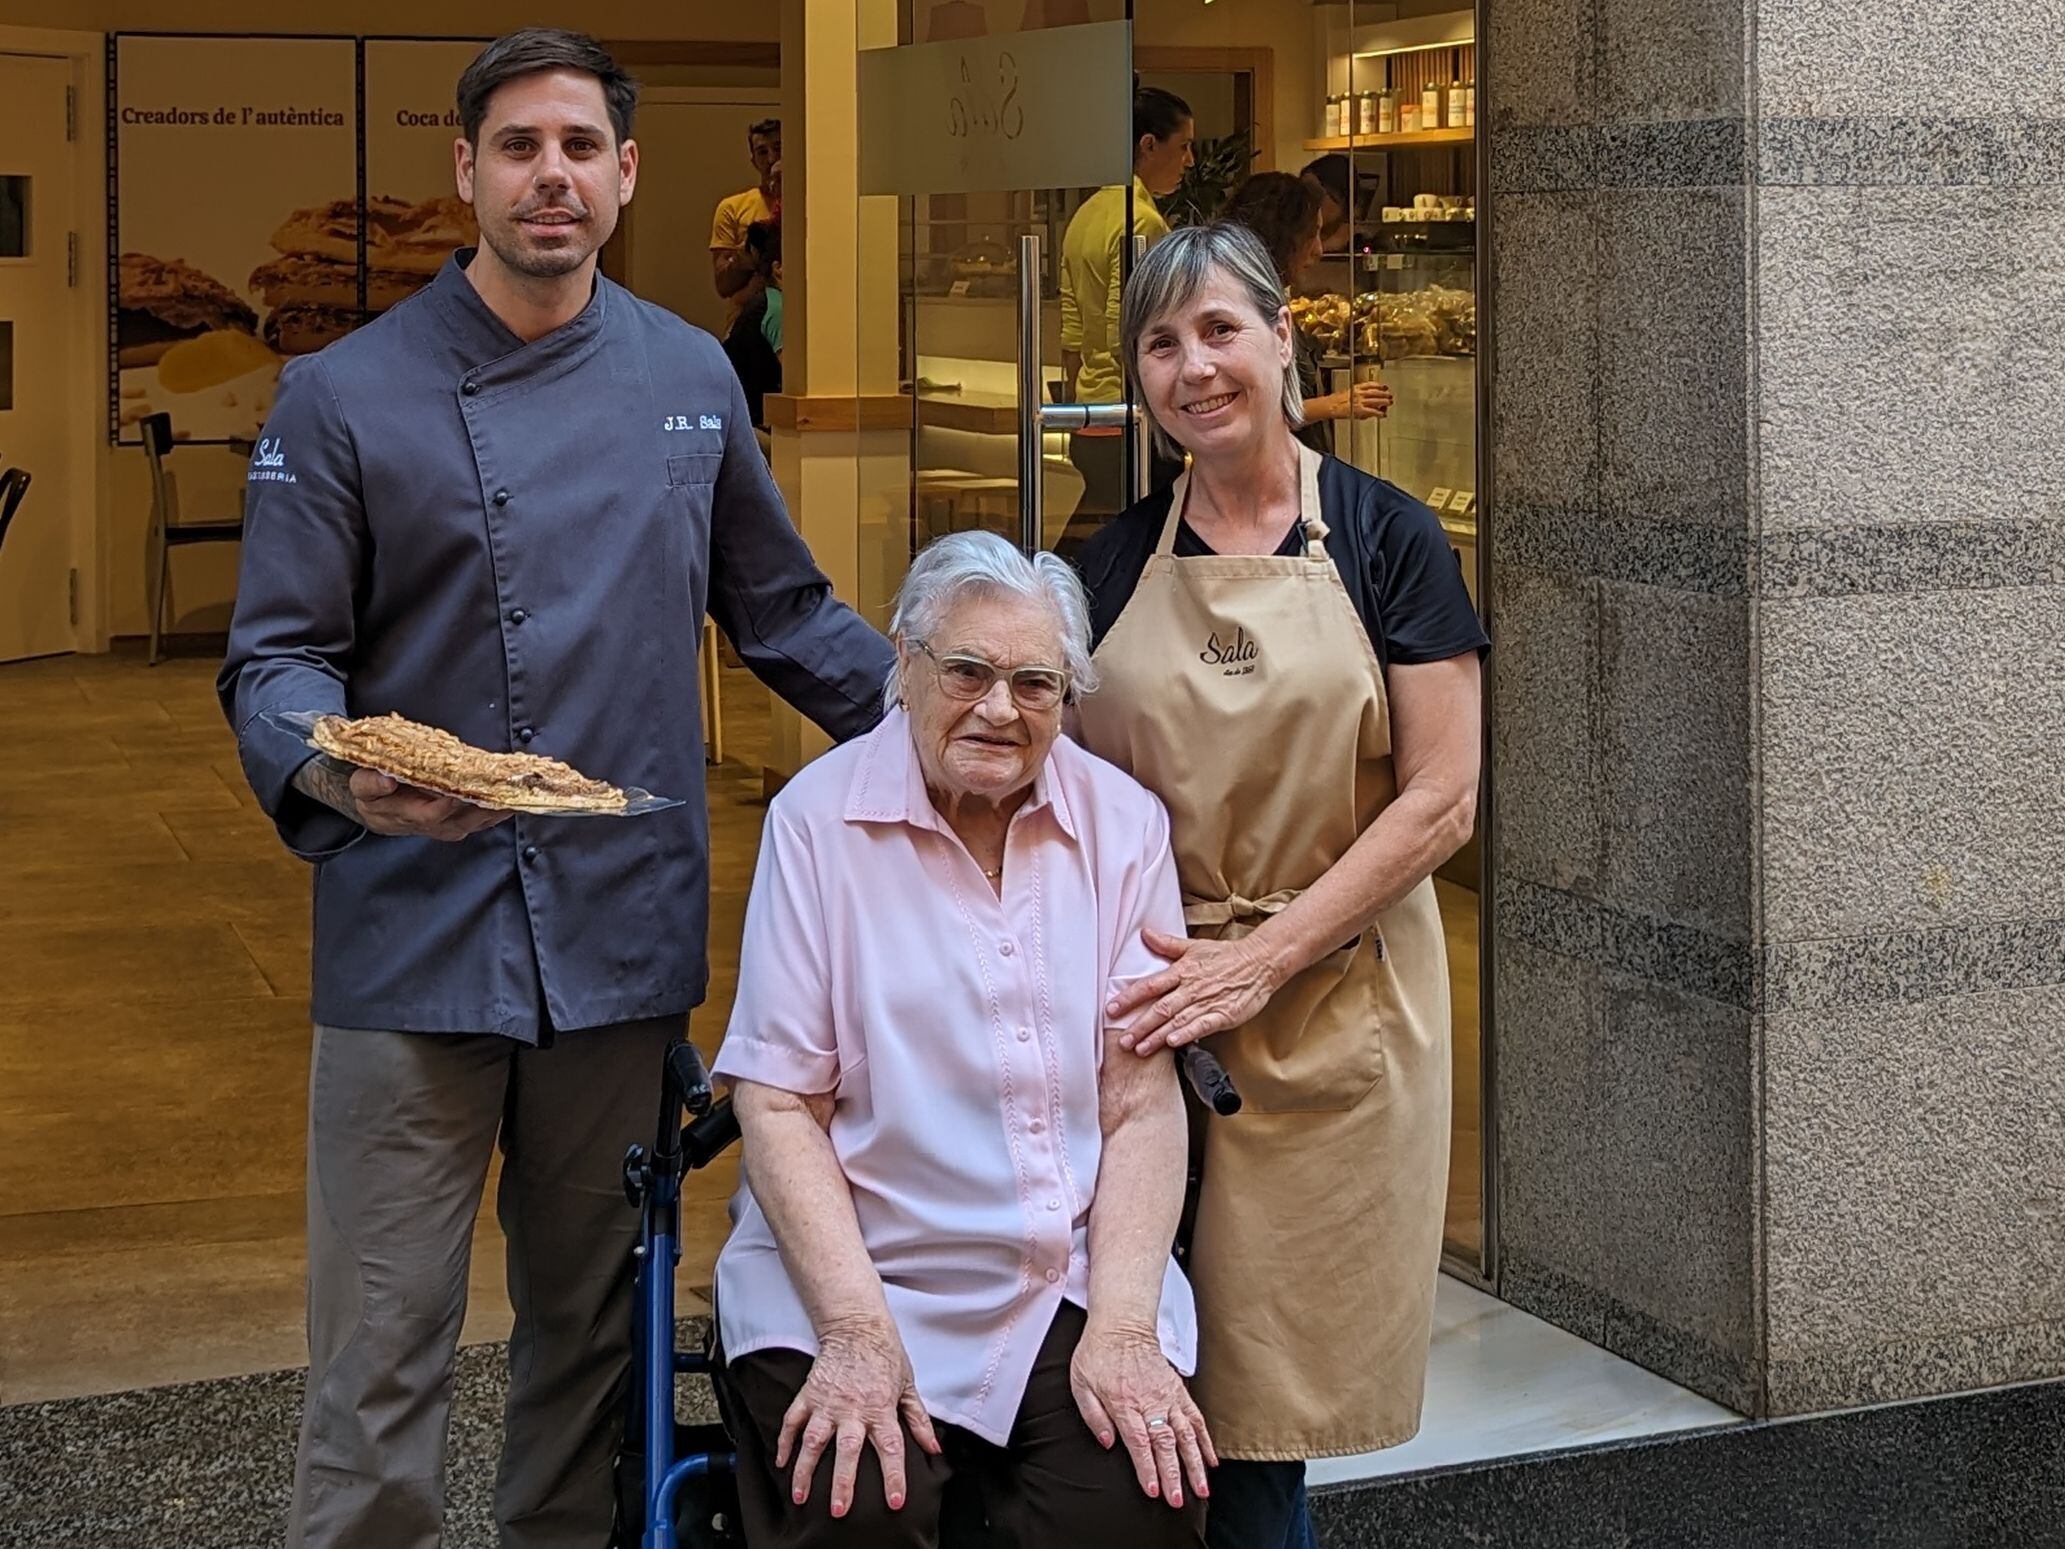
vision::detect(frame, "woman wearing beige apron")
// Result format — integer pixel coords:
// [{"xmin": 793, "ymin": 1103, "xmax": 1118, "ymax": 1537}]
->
[{"xmin": 1072, "ymin": 224, "xmax": 1487, "ymax": 1548}]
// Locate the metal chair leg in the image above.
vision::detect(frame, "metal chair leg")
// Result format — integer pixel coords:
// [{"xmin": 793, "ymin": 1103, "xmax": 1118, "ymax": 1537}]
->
[
  {"xmin": 146, "ymin": 517, "xmax": 168, "ymax": 666},
  {"xmin": 700, "ymin": 618, "xmax": 723, "ymax": 766}
]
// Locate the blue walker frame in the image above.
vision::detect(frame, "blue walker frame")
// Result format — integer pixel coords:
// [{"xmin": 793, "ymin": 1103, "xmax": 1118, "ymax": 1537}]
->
[
  {"xmin": 614, "ymin": 1038, "xmax": 1239, "ymax": 1547},
  {"xmin": 620, "ymin": 1041, "xmax": 742, "ymax": 1549}
]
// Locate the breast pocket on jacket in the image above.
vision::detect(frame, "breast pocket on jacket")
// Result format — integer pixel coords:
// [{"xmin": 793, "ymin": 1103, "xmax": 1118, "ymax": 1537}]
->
[{"xmin": 666, "ymin": 451, "xmax": 723, "ymax": 490}]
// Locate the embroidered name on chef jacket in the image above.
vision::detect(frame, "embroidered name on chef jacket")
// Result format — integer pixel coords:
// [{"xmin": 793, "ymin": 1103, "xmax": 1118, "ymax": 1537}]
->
[{"xmin": 663, "ymin": 413, "xmax": 724, "ymax": 432}]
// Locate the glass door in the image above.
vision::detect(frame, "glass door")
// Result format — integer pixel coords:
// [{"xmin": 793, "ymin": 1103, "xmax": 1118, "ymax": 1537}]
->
[{"xmin": 854, "ymin": 0, "xmax": 1140, "ymax": 601}]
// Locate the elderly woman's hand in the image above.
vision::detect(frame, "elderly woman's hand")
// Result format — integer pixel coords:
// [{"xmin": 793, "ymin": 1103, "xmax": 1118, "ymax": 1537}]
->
[
  {"xmin": 776, "ymin": 1315, "xmax": 942, "ymax": 1518},
  {"xmin": 1111, "ymin": 928, "xmax": 1285, "ymax": 1056},
  {"xmin": 1070, "ymin": 1322, "xmax": 1216, "ymax": 1507}
]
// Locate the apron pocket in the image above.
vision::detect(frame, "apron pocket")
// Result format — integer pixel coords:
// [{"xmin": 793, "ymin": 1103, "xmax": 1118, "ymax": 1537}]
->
[{"xmin": 1204, "ymin": 933, "xmax": 1385, "ymax": 1114}]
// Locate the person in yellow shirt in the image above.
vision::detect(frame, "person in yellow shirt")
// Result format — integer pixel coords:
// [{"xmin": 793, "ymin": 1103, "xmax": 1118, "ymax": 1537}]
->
[
  {"xmin": 711, "ymin": 118, "xmax": 780, "ymax": 318},
  {"xmin": 1059, "ymin": 86, "xmax": 1193, "ymax": 545}
]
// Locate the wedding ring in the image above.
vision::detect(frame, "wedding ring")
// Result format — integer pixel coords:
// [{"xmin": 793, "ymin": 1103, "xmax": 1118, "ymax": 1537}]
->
[{"xmin": 1147, "ymin": 1415, "xmax": 1169, "ymax": 1429}]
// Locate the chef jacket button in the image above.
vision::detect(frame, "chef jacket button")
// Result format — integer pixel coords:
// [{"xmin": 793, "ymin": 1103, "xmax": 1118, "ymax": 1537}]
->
[
  {"xmin": 518, "ymin": 726, "xmax": 535, "ymax": 744},
  {"xmin": 998, "ymin": 940, "xmax": 1015, "ymax": 957},
  {"xmin": 493, "ymin": 489, "xmax": 511, "ymax": 507},
  {"xmin": 522, "ymin": 845, "xmax": 539, "ymax": 863},
  {"xmin": 509, "ymin": 609, "xmax": 528, "ymax": 625},
  {"xmin": 462, "ymin": 379, "xmax": 480, "ymax": 396},
  {"xmin": 1047, "ymin": 1198, "xmax": 1062, "ymax": 1211},
  {"xmin": 1044, "ymin": 1268, "xmax": 1061, "ymax": 1284},
  {"xmin": 1028, "ymin": 1117, "xmax": 1045, "ymax": 1133},
  {"xmin": 1016, "ymin": 1027, "xmax": 1031, "ymax": 1043}
]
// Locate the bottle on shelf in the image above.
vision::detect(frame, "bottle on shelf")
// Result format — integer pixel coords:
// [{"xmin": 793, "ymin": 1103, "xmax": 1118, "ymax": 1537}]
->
[
  {"xmin": 1359, "ymin": 90, "xmax": 1377, "ymax": 137},
  {"xmin": 1400, "ymin": 97, "xmax": 1421, "ymax": 134},
  {"xmin": 1377, "ymin": 88, "xmax": 1397, "ymax": 136},
  {"xmin": 1465, "ymin": 78, "xmax": 1477, "ymax": 127},
  {"xmin": 1324, "ymin": 94, "xmax": 1340, "ymax": 139},
  {"xmin": 1421, "ymin": 80, "xmax": 1442, "ymax": 128},
  {"xmin": 1448, "ymin": 78, "xmax": 1466, "ymax": 130}
]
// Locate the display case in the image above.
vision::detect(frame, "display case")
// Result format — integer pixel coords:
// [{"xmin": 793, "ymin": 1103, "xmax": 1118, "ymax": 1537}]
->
[
  {"xmin": 1296, "ymin": 14, "xmax": 1480, "ymax": 610},
  {"xmin": 1303, "ymin": 7, "xmax": 1487, "ymax": 1274},
  {"xmin": 1295, "ymin": 247, "xmax": 1478, "ymax": 607}
]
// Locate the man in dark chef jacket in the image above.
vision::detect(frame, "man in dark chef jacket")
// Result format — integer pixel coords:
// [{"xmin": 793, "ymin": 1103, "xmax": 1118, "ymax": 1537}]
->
[{"xmin": 216, "ymin": 31, "xmax": 894, "ymax": 1549}]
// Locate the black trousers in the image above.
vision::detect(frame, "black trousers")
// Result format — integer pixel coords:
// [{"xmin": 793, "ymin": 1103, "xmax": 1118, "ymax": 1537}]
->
[{"xmin": 717, "ymin": 1302, "xmax": 1205, "ymax": 1549}]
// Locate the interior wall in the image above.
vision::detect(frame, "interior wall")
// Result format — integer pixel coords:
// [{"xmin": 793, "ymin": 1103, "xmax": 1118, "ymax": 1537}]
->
[
  {"xmin": 44, "ymin": 1, "xmax": 784, "ymax": 639},
  {"xmin": 0, "ymin": 0, "xmax": 776, "ymax": 40},
  {"xmin": 1133, "ymin": 0, "xmax": 1318, "ymax": 176}
]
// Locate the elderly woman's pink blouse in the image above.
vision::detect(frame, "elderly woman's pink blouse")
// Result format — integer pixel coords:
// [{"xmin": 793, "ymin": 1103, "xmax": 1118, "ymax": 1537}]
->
[{"xmin": 713, "ymin": 707, "xmax": 1198, "ymax": 1445}]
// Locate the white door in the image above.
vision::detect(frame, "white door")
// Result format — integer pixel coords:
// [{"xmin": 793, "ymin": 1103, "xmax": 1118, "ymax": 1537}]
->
[
  {"xmin": 0, "ymin": 54, "xmax": 76, "ymax": 663},
  {"xmin": 622, "ymin": 88, "xmax": 779, "ymax": 342}
]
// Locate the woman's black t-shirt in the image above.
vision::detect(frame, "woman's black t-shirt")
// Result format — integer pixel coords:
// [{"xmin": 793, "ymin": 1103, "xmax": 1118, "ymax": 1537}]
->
[{"xmin": 1073, "ymin": 455, "xmax": 1489, "ymax": 671}]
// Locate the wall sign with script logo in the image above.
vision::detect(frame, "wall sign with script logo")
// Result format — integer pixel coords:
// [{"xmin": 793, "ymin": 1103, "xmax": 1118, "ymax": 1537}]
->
[
  {"xmin": 948, "ymin": 51, "xmax": 1025, "ymax": 143},
  {"xmin": 859, "ymin": 21, "xmax": 1131, "ymax": 197}
]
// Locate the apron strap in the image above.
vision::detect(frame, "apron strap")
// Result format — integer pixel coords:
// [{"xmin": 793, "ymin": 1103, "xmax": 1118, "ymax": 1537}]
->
[
  {"xmin": 1153, "ymin": 469, "xmax": 1190, "ymax": 557},
  {"xmin": 1156, "ymin": 445, "xmax": 1330, "ymax": 560},
  {"xmin": 1298, "ymin": 443, "xmax": 1330, "ymax": 559}
]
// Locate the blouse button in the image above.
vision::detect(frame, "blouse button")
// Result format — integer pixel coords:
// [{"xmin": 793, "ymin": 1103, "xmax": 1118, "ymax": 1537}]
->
[
  {"xmin": 1047, "ymin": 1198, "xmax": 1062, "ymax": 1211},
  {"xmin": 998, "ymin": 940, "xmax": 1015, "ymax": 957},
  {"xmin": 1028, "ymin": 1117, "xmax": 1045, "ymax": 1133},
  {"xmin": 1045, "ymin": 1268, "xmax": 1061, "ymax": 1284}
]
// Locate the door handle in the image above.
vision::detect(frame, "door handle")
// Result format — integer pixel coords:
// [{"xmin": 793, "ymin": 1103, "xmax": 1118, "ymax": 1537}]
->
[
  {"xmin": 1018, "ymin": 229, "xmax": 1151, "ymax": 553},
  {"xmin": 1016, "ymin": 234, "xmax": 1045, "ymax": 555}
]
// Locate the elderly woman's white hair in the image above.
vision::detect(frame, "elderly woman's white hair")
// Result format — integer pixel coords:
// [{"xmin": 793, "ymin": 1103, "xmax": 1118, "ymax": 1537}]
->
[{"xmin": 885, "ymin": 530, "xmax": 1100, "ymax": 711}]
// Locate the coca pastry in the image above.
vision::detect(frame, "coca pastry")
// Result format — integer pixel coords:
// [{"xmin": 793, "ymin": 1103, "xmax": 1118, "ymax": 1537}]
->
[
  {"xmin": 252, "ymin": 194, "xmax": 479, "ymax": 356},
  {"xmin": 117, "ymin": 252, "xmax": 260, "ymax": 367},
  {"xmin": 312, "ymin": 712, "xmax": 629, "ymax": 814}
]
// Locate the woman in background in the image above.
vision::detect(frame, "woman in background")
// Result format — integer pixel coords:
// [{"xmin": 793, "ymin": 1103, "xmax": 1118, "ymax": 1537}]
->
[{"xmin": 1221, "ymin": 172, "xmax": 1392, "ymax": 459}]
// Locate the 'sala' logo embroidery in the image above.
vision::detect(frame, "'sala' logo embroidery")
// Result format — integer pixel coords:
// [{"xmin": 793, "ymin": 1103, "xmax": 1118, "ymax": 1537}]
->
[
  {"xmin": 1200, "ymin": 627, "xmax": 1259, "ymax": 677},
  {"xmin": 663, "ymin": 414, "xmax": 725, "ymax": 432},
  {"xmin": 246, "ymin": 435, "xmax": 297, "ymax": 485}
]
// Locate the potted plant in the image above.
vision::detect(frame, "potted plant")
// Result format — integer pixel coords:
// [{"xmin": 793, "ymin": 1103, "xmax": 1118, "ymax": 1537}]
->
[{"xmin": 1161, "ymin": 129, "xmax": 1258, "ymax": 227}]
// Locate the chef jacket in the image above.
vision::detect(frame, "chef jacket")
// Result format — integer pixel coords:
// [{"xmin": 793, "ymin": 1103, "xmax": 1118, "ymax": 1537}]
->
[{"xmin": 218, "ymin": 251, "xmax": 894, "ymax": 1041}]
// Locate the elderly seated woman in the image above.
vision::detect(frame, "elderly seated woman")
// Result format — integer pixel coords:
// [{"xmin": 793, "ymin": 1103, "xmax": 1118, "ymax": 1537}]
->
[{"xmin": 710, "ymin": 531, "xmax": 1213, "ymax": 1549}]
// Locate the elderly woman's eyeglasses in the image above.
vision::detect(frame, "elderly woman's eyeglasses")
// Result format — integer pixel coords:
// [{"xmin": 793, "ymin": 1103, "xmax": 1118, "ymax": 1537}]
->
[{"xmin": 912, "ymin": 640, "xmax": 1070, "ymax": 711}]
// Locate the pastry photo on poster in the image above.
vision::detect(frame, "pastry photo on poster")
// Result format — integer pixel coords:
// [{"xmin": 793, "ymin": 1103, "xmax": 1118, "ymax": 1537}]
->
[{"xmin": 113, "ymin": 35, "xmax": 482, "ymax": 444}]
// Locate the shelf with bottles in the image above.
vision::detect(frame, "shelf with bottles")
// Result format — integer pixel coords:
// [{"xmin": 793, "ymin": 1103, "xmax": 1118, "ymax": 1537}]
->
[
  {"xmin": 1315, "ymin": 40, "xmax": 1477, "ymax": 146},
  {"xmin": 1303, "ymin": 126, "xmax": 1473, "ymax": 153}
]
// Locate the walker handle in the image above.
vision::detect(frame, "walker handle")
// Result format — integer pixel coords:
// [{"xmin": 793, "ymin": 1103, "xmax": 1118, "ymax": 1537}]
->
[
  {"xmin": 666, "ymin": 1040, "xmax": 716, "ymax": 1118},
  {"xmin": 1179, "ymin": 1045, "xmax": 1242, "ymax": 1116}
]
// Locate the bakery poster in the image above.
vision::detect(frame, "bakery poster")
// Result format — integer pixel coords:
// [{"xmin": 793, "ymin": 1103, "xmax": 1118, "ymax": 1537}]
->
[
  {"xmin": 114, "ymin": 35, "xmax": 356, "ymax": 444},
  {"xmin": 362, "ymin": 40, "xmax": 485, "ymax": 309}
]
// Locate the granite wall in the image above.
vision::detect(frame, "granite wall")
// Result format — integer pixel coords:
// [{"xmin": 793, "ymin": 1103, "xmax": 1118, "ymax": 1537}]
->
[{"xmin": 1483, "ymin": 0, "xmax": 2065, "ymax": 1417}]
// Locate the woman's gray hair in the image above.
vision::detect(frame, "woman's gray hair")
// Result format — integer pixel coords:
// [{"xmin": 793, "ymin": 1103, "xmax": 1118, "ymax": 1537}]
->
[
  {"xmin": 1120, "ymin": 221, "xmax": 1305, "ymax": 459},
  {"xmin": 884, "ymin": 530, "xmax": 1099, "ymax": 710}
]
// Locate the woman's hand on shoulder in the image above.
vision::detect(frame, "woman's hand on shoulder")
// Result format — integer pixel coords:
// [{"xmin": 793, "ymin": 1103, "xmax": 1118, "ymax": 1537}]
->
[
  {"xmin": 1109, "ymin": 929, "xmax": 1286, "ymax": 1056},
  {"xmin": 777, "ymin": 1314, "xmax": 941, "ymax": 1519},
  {"xmin": 1070, "ymin": 1320, "xmax": 1216, "ymax": 1508}
]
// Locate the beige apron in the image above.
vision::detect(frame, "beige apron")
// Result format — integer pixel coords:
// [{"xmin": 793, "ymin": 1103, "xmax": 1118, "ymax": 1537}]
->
[{"xmin": 1074, "ymin": 446, "xmax": 1452, "ymax": 1460}]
